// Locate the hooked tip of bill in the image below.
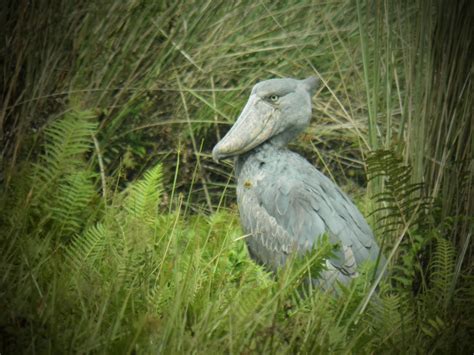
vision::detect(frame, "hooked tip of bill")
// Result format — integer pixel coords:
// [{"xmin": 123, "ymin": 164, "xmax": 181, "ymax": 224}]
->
[
  {"xmin": 212, "ymin": 140, "xmax": 235, "ymax": 162},
  {"xmin": 212, "ymin": 144, "xmax": 223, "ymax": 163}
]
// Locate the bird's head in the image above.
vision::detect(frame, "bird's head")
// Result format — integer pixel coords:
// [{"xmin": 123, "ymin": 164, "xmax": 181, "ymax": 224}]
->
[{"xmin": 212, "ymin": 76, "xmax": 319, "ymax": 162}]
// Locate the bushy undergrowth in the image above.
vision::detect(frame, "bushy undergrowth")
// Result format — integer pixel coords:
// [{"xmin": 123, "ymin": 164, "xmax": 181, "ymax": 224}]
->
[
  {"xmin": 1, "ymin": 0, "xmax": 472, "ymax": 353},
  {"xmin": 0, "ymin": 115, "xmax": 472, "ymax": 353}
]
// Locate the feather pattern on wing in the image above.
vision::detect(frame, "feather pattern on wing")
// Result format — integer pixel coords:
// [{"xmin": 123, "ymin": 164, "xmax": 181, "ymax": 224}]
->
[{"xmin": 236, "ymin": 144, "xmax": 382, "ymax": 288}]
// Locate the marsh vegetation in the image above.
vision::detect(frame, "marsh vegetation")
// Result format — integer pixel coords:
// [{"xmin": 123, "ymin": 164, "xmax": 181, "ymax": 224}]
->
[{"xmin": 1, "ymin": 0, "xmax": 472, "ymax": 353}]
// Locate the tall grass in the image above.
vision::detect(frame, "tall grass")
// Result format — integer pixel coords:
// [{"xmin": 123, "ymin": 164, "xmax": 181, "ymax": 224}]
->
[
  {"xmin": 356, "ymin": 0, "xmax": 472, "ymax": 261},
  {"xmin": 1, "ymin": 0, "xmax": 472, "ymax": 353}
]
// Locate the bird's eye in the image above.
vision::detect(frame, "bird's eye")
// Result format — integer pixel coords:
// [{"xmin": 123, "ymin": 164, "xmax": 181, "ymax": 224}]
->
[{"xmin": 269, "ymin": 95, "xmax": 279, "ymax": 102}]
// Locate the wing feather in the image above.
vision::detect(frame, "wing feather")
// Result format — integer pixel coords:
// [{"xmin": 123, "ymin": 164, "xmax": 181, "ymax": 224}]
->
[{"xmin": 239, "ymin": 155, "xmax": 381, "ymax": 281}]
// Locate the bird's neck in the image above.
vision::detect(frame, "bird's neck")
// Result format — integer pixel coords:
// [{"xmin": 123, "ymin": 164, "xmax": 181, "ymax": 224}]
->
[
  {"xmin": 269, "ymin": 126, "xmax": 301, "ymax": 148},
  {"xmin": 234, "ymin": 141, "xmax": 286, "ymax": 178},
  {"xmin": 234, "ymin": 126, "xmax": 305, "ymax": 177}
]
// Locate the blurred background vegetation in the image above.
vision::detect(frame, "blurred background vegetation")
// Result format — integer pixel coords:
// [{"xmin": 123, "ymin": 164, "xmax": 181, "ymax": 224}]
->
[{"xmin": 1, "ymin": 0, "xmax": 472, "ymax": 353}]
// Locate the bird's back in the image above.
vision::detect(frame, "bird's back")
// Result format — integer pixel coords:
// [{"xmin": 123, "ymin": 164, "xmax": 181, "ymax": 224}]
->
[{"xmin": 235, "ymin": 143, "xmax": 383, "ymax": 290}]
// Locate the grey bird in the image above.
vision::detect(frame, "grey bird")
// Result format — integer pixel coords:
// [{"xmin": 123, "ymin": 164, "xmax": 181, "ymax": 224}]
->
[{"xmin": 212, "ymin": 77, "xmax": 384, "ymax": 291}]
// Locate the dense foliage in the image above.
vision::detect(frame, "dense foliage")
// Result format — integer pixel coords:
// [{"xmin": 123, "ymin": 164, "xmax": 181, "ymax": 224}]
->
[{"xmin": 1, "ymin": 0, "xmax": 472, "ymax": 353}]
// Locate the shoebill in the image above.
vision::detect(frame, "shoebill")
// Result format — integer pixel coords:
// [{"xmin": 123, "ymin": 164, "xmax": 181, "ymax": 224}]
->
[{"xmin": 212, "ymin": 77, "xmax": 384, "ymax": 291}]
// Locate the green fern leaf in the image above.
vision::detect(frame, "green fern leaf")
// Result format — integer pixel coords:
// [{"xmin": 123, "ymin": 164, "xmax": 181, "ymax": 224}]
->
[
  {"xmin": 29, "ymin": 110, "xmax": 99, "ymax": 236},
  {"xmin": 65, "ymin": 222, "xmax": 109, "ymax": 273},
  {"xmin": 50, "ymin": 171, "xmax": 97, "ymax": 235},
  {"xmin": 367, "ymin": 150, "xmax": 433, "ymax": 236},
  {"xmin": 429, "ymin": 237, "xmax": 455, "ymax": 309},
  {"xmin": 124, "ymin": 164, "xmax": 164, "ymax": 222},
  {"xmin": 366, "ymin": 150, "xmax": 434, "ymax": 292},
  {"xmin": 35, "ymin": 110, "xmax": 98, "ymax": 186}
]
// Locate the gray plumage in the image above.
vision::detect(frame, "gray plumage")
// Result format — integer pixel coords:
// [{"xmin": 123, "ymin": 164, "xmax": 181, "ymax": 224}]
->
[{"xmin": 212, "ymin": 77, "xmax": 384, "ymax": 291}]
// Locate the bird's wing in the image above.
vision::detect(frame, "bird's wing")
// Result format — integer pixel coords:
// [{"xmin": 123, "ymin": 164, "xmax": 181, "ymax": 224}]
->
[{"xmin": 242, "ymin": 160, "xmax": 380, "ymax": 278}]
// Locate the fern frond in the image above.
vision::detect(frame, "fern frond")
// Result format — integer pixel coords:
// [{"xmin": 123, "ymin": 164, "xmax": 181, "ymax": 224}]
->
[
  {"xmin": 367, "ymin": 150, "xmax": 431, "ymax": 234},
  {"xmin": 51, "ymin": 171, "xmax": 97, "ymax": 235},
  {"xmin": 35, "ymin": 110, "xmax": 98, "ymax": 185},
  {"xmin": 26, "ymin": 111, "xmax": 100, "ymax": 237},
  {"xmin": 429, "ymin": 237, "xmax": 455, "ymax": 309},
  {"xmin": 65, "ymin": 223, "xmax": 109, "ymax": 273},
  {"xmin": 147, "ymin": 283, "xmax": 175, "ymax": 316},
  {"xmin": 124, "ymin": 164, "xmax": 164, "ymax": 222},
  {"xmin": 420, "ymin": 315, "xmax": 447, "ymax": 339},
  {"xmin": 367, "ymin": 150, "xmax": 434, "ymax": 293}
]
